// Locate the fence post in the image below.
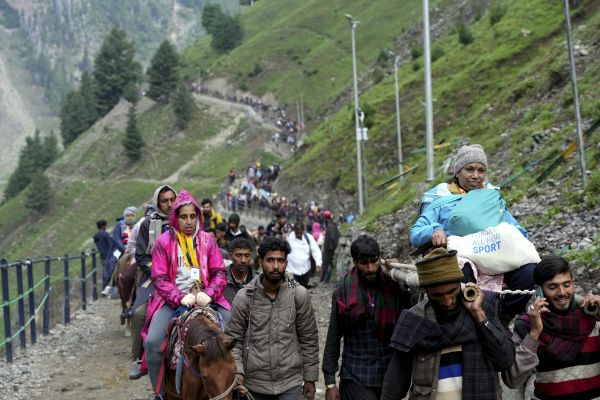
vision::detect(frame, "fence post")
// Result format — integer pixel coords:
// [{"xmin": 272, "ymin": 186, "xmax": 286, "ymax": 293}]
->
[
  {"xmin": 80, "ymin": 252, "xmax": 87, "ymax": 311},
  {"xmin": 26, "ymin": 258, "xmax": 36, "ymax": 345},
  {"xmin": 43, "ymin": 257, "xmax": 51, "ymax": 336},
  {"xmin": 1, "ymin": 258, "xmax": 13, "ymax": 363},
  {"xmin": 64, "ymin": 255, "xmax": 70, "ymax": 325},
  {"xmin": 91, "ymin": 251, "xmax": 98, "ymax": 301},
  {"xmin": 16, "ymin": 260, "xmax": 26, "ymax": 350}
]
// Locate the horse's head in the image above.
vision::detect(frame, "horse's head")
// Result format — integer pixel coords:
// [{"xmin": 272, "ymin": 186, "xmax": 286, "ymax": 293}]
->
[{"xmin": 185, "ymin": 316, "xmax": 237, "ymax": 400}]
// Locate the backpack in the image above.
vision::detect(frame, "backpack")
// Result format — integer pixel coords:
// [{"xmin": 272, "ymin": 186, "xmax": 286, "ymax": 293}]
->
[{"xmin": 446, "ymin": 188, "xmax": 505, "ymax": 237}]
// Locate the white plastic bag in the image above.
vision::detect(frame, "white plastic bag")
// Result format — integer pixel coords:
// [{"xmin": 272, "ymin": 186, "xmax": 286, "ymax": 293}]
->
[{"xmin": 447, "ymin": 222, "xmax": 540, "ymax": 275}]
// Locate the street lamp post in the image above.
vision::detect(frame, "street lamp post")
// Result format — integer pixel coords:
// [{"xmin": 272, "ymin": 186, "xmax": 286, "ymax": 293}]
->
[
  {"xmin": 346, "ymin": 14, "xmax": 365, "ymax": 214},
  {"xmin": 423, "ymin": 0, "xmax": 435, "ymax": 181},
  {"xmin": 394, "ymin": 56, "xmax": 404, "ymax": 182},
  {"xmin": 563, "ymin": 0, "xmax": 587, "ymax": 186}
]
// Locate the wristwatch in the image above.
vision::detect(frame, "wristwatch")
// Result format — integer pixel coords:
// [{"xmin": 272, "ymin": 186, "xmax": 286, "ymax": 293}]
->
[{"xmin": 325, "ymin": 384, "xmax": 336, "ymax": 390}]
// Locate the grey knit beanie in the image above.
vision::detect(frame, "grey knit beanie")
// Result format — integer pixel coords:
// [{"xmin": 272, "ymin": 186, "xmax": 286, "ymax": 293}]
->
[
  {"xmin": 123, "ymin": 206, "xmax": 138, "ymax": 217},
  {"xmin": 454, "ymin": 144, "xmax": 487, "ymax": 175}
]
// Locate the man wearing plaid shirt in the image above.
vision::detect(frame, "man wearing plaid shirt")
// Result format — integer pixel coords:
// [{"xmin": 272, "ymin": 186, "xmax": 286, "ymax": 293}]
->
[{"xmin": 322, "ymin": 235, "xmax": 411, "ymax": 400}]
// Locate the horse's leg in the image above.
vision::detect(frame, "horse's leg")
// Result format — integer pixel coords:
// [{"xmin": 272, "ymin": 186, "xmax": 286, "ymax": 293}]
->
[{"xmin": 165, "ymin": 369, "xmax": 178, "ymax": 400}]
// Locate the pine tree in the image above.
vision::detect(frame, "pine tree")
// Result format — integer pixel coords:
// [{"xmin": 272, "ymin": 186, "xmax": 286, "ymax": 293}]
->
[
  {"xmin": 93, "ymin": 28, "xmax": 140, "ymax": 116},
  {"xmin": 4, "ymin": 130, "xmax": 54, "ymax": 201},
  {"xmin": 40, "ymin": 131, "xmax": 60, "ymax": 169},
  {"xmin": 211, "ymin": 15, "xmax": 244, "ymax": 53},
  {"xmin": 123, "ymin": 104, "xmax": 144, "ymax": 162},
  {"xmin": 25, "ymin": 170, "xmax": 53, "ymax": 213},
  {"xmin": 60, "ymin": 90, "xmax": 88, "ymax": 146},
  {"xmin": 201, "ymin": 4, "xmax": 224, "ymax": 35},
  {"xmin": 79, "ymin": 71, "xmax": 98, "ymax": 127},
  {"xmin": 146, "ymin": 40, "xmax": 180, "ymax": 102},
  {"xmin": 172, "ymin": 84, "xmax": 196, "ymax": 130}
]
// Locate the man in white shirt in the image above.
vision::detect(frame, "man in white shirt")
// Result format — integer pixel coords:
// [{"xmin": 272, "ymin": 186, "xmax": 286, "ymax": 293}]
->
[{"xmin": 287, "ymin": 222, "xmax": 322, "ymax": 288}]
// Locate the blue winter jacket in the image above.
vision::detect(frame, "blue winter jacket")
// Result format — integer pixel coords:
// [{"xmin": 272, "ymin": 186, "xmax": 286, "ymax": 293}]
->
[
  {"xmin": 108, "ymin": 218, "xmax": 127, "ymax": 256},
  {"xmin": 410, "ymin": 183, "xmax": 528, "ymax": 248}
]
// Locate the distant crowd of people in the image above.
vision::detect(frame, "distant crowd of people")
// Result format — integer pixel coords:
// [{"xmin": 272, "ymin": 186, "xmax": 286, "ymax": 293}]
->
[{"xmin": 190, "ymin": 84, "xmax": 303, "ymax": 151}]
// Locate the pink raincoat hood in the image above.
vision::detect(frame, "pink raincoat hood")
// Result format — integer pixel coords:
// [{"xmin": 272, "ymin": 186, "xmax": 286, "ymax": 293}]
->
[{"xmin": 169, "ymin": 190, "xmax": 202, "ymax": 232}]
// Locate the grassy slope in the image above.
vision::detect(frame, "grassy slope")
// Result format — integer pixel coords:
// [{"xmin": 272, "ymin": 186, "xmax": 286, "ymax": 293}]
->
[
  {"xmin": 283, "ymin": 0, "xmax": 600, "ymax": 226},
  {"xmin": 0, "ymin": 98, "xmax": 278, "ymax": 260},
  {"xmin": 181, "ymin": 0, "xmax": 430, "ymax": 114}
]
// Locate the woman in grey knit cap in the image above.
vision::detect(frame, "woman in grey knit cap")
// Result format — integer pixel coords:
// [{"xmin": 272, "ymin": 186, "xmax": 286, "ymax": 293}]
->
[{"xmin": 410, "ymin": 144, "xmax": 535, "ymax": 322}]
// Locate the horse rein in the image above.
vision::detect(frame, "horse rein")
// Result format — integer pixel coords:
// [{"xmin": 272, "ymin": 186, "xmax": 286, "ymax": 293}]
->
[{"xmin": 206, "ymin": 379, "xmax": 255, "ymax": 400}]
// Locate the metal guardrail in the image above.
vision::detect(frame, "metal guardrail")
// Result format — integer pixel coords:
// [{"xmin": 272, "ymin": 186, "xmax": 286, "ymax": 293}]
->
[{"xmin": 0, "ymin": 251, "xmax": 99, "ymax": 363}]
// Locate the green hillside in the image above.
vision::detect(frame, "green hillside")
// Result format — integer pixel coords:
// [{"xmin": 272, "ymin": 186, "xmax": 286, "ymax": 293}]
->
[
  {"xmin": 2, "ymin": 0, "xmax": 600, "ymax": 260},
  {"xmin": 283, "ymin": 0, "xmax": 600, "ymax": 225},
  {"xmin": 182, "ymin": 0, "xmax": 430, "ymax": 115},
  {"xmin": 0, "ymin": 97, "xmax": 278, "ymax": 260}
]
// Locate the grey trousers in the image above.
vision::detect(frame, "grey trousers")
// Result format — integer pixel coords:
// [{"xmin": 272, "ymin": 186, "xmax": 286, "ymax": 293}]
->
[
  {"xmin": 145, "ymin": 305, "xmax": 174, "ymax": 394},
  {"xmin": 131, "ymin": 302, "xmax": 147, "ymax": 360}
]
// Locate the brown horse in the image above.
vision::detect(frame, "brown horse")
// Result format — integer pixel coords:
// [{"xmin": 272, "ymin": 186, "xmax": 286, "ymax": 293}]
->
[
  {"xmin": 113, "ymin": 252, "xmax": 136, "ymax": 335},
  {"xmin": 165, "ymin": 314, "xmax": 237, "ymax": 400}
]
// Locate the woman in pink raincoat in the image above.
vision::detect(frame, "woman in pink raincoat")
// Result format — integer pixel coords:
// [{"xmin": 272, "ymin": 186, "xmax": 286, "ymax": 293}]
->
[{"xmin": 142, "ymin": 190, "xmax": 229, "ymax": 396}]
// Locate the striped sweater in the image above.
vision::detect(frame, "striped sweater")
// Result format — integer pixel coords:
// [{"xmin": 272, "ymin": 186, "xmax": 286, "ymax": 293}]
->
[{"xmin": 504, "ymin": 321, "xmax": 600, "ymax": 400}]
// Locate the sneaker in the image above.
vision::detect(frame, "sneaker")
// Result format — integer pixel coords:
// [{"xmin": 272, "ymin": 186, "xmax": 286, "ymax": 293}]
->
[
  {"xmin": 120, "ymin": 307, "xmax": 134, "ymax": 319},
  {"xmin": 101, "ymin": 285, "xmax": 111, "ymax": 297},
  {"xmin": 129, "ymin": 359, "xmax": 145, "ymax": 380}
]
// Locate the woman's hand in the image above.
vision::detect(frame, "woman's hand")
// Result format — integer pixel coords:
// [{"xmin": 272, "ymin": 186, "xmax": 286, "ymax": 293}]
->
[
  {"xmin": 181, "ymin": 293, "xmax": 196, "ymax": 307},
  {"xmin": 196, "ymin": 292, "xmax": 212, "ymax": 307},
  {"xmin": 431, "ymin": 229, "xmax": 447, "ymax": 247}
]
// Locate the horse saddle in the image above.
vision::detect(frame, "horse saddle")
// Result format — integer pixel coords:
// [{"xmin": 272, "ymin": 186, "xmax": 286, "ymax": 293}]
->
[{"xmin": 166, "ymin": 306, "xmax": 220, "ymax": 370}]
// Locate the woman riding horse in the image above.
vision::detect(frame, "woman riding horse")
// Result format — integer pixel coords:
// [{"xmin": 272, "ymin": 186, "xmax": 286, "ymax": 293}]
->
[{"xmin": 141, "ymin": 190, "xmax": 230, "ymax": 398}]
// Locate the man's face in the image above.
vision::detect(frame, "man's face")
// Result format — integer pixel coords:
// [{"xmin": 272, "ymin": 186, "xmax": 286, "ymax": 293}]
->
[
  {"xmin": 260, "ymin": 250, "xmax": 287, "ymax": 284},
  {"xmin": 258, "ymin": 227, "xmax": 265, "ymax": 236},
  {"xmin": 354, "ymin": 255, "xmax": 381, "ymax": 285},
  {"xmin": 294, "ymin": 224, "xmax": 304, "ymax": 239},
  {"xmin": 542, "ymin": 272, "xmax": 574, "ymax": 311},
  {"xmin": 277, "ymin": 216, "xmax": 286, "ymax": 226},
  {"xmin": 158, "ymin": 190, "xmax": 176, "ymax": 215},
  {"xmin": 177, "ymin": 204, "xmax": 197, "ymax": 236},
  {"xmin": 202, "ymin": 203, "xmax": 212, "ymax": 213},
  {"xmin": 456, "ymin": 162, "xmax": 486, "ymax": 192},
  {"xmin": 230, "ymin": 248, "xmax": 253, "ymax": 274},
  {"xmin": 426, "ymin": 282, "xmax": 462, "ymax": 313},
  {"xmin": 229, "ymin": 221, "xmax": 238, "ymax": 231},
  {"xmin": 216, "ymin": 230, "xmax": 225, "ymax": 240}
]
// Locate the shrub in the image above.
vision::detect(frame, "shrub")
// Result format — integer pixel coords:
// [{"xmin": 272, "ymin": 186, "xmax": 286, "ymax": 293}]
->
[
  {"xmin": 411, "ymin": 42, "xmax": 422, "ymax": 60},
  {"xmin": 489, "ymin": 2, "xmax": 508, "ymax": 26},
  {"xmin": 431, "ymin": 46, "xmax": 445, "ymax": 62},
  {"xmin": 457, "ymin": 24, "xmax": 474, "ymax": 45}
]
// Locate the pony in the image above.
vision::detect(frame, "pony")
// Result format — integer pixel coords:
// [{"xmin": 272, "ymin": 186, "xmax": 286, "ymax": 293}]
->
[
  {"xmin": 113, "ymin": 252, "xmax": 136, "ymax": 336},
  {"xmin": 165, "ymin": 313, "xmax": 238, "ymax": 400}
]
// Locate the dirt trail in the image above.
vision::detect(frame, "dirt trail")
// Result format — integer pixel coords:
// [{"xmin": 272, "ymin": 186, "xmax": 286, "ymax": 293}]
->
[
  {"xmin": 0, "ymin": 298, "xmax": 151, "ymax": 400},
  {"xmin": 0, "ymin": 283, "xmax": 333, "ymax": 400}
]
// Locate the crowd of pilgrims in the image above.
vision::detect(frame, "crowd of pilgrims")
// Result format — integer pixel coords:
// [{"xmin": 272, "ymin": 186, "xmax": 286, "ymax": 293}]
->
[{"xmin": 91, "ymin": 139, "xmax": 600, "ymax": 400}]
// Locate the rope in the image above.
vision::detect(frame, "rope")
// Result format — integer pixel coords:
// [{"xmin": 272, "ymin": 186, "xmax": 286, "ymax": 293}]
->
[
  {"xmin": 0, "ymin": 292, "xmax": 49, "ymax": 348},
  {"xmin": 0, "ymin": 275, "xmax": 49, "ymax": 308},
  {"xmin": 208, "ymin": 380, "xmax": 236, "ymax": 400}
]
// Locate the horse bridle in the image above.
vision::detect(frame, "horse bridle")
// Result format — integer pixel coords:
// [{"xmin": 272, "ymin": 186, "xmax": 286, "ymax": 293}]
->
[
  {"xmin": 203, "ymin": 375, "xmax": 255, "ymax": 400},
  {"xmin": 190, "ymin": 337, "xmax": 255, "ymax": 400}
]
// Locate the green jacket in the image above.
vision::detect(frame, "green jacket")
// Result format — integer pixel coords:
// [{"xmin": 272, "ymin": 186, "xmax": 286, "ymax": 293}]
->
[{"xmin": 225, "ymin": 274, "xmax": 319, "ymax": 395}]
